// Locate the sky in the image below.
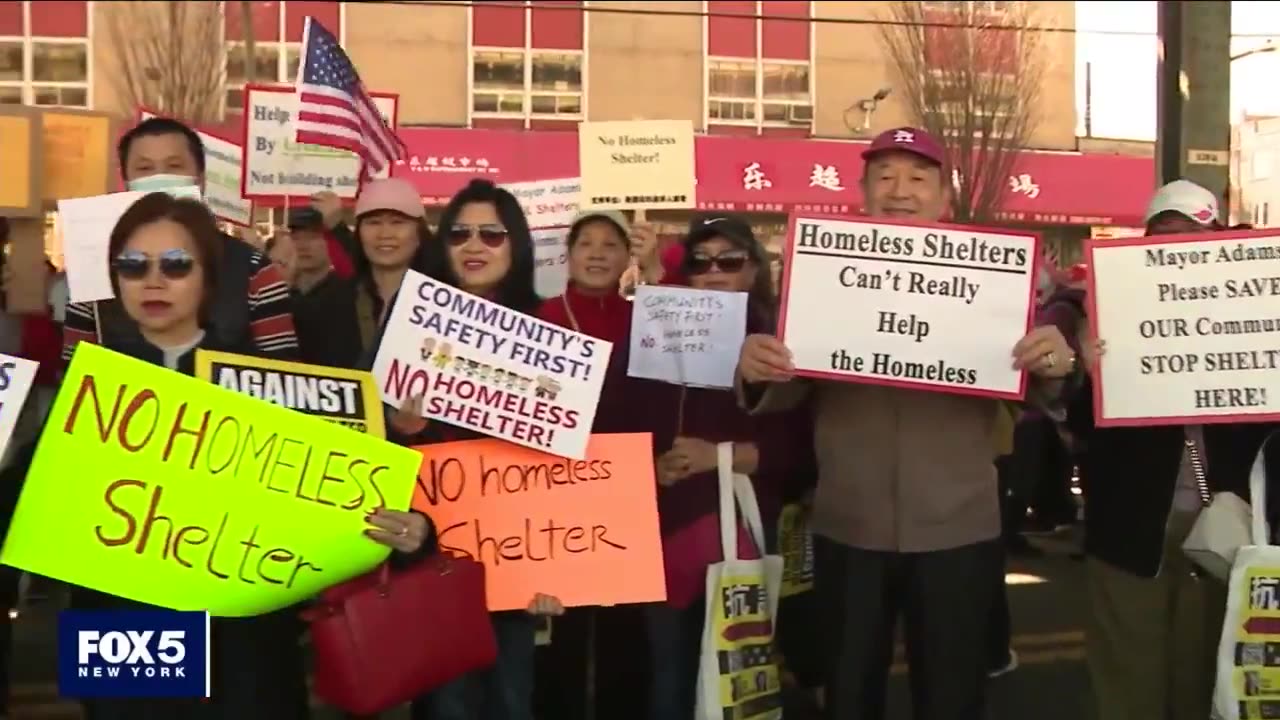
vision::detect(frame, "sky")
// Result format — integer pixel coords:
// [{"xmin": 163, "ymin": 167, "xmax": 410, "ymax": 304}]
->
[{"xmin": 1075, "ymin": 1, "xmax": 1280, "ymax": 140}]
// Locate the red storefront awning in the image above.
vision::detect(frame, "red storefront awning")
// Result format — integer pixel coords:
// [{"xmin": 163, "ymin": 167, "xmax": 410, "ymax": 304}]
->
[{"xmin": 388, "ymin": 128, "xmax": 1154, "ymax": 226}]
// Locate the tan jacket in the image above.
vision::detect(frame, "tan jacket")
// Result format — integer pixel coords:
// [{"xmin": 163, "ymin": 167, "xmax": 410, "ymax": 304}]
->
[{"xmin": 741, "ymin": 379, "xmax": 1051, "ymax": 553}]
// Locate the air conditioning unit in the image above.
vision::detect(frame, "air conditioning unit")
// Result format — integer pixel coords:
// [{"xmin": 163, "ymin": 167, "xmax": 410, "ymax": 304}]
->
[{"xmin": 787, "ymin": 104, "xmax": 813, "ymax": 124}]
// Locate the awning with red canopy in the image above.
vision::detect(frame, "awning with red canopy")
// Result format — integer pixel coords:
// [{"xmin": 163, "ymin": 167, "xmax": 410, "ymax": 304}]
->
[{"xmin": 392, "ymin": 127, "xmax": 1155, "ymax": 226}]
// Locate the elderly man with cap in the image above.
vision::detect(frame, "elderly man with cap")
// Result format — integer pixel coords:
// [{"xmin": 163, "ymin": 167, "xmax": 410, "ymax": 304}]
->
[
  {"xmin": 736, "ymin": 126, "xmax": 1078, "ymax": 720},
  {"xmin": 1064, "ymin": 178, "xmax": 1279, "ymax": 720}
]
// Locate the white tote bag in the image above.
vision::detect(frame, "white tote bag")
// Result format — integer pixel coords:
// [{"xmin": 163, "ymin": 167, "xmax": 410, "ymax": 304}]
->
[
  {"xmin": 1214, "ymin": 433, "xmax": 1280, "ymax": 720},
  {"xmin": 694, "ymin": 443, "xmax": 785, "ymax": 720}
]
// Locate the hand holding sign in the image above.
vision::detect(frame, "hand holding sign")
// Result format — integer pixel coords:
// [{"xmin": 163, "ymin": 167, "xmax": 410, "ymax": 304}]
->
[
  {"xmin": 390, "ymin": 393, "xmax": 428, "ymax": 436},
  {"xmin": 364, "ymin": 508, "xmax": 429, "ymax": 553},
  {"xmin": 738, "ymin": 334, "xmax": 796, "ymax": 383},
  {"xmin": 1011, "ymin": 325, "xmax": 1076, "ymax": 378},
  {"xmin": 629, "ymin": 222, "xmax": 659, "ymax": 262}
]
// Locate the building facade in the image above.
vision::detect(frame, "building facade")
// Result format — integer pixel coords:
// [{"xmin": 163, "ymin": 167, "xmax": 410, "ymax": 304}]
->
[
  {"xmin": 2, "ymin": 0, "xmax": 1079, "ymax": 145},
  {"xmin": 1235, "ymin": 115, "xmax": 1280, "ymax": 228},
  {"xmin": 2, "ymin": 0, "xmax": 1156, "ymax": 255}
]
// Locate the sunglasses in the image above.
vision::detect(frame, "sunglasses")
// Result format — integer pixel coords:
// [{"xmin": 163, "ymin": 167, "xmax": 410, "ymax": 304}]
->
[
  {"xmin": 686, "ymin": 254, "xmax": 749, "ymax": 275},
  {"xmin": 445, "ymin": 224, "xmax": 509, "ymax": 247},
  {"xmin": 112, "ymin": 249, "xmax": 196, "ymax": 280}
]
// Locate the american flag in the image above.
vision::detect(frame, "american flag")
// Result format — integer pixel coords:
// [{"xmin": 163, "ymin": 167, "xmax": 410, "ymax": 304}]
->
[{"xmin": 294, "ymin": 17, "xmax": 404, "ymax": 176}]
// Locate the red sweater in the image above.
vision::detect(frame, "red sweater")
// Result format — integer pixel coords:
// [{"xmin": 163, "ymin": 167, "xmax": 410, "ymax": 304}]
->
[
  {"xmin": 21, "ymin": 314, "xmax": 61, "ymax": 386},
  {"xmin": 537, "ymin": 284, "xmax": 632, "ymax": 345},
  {"xmin": 537, "ymin": 284, "xmax": 636, "ymax": 435}
]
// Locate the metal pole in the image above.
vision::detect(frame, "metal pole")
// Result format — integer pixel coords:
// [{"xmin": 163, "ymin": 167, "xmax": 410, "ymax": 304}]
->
[{"xmin": 1084, "ymin": 61, "xmax": 1093, "ymax": 138}]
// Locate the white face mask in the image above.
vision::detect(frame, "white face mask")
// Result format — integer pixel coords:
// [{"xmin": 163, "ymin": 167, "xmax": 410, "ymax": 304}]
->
[{"xmin": 127, "ymin": 174, "xmax": 199, "ymax": 192}]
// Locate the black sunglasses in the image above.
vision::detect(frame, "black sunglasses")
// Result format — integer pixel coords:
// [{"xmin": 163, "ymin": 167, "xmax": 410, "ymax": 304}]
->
[
  {"xmin": 112, "ymin": 248, "xmax": 196, "ymax": 280},
  {"xmin": 445, "ymin": 224, "xmax": 509, "ymax": 248},
  {"xmin": 686, "ymin": 253, "xmax": 749, "ymax": 275}
]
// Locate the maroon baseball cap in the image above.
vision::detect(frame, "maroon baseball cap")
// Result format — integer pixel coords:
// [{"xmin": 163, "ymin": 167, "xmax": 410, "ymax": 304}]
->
[{"xmin": 861, "ymin": 126, "xmax": 946, "ymax": 167}]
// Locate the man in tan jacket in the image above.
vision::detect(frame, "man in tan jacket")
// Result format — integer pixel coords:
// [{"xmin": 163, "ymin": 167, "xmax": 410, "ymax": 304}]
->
[{"xmin": 737, "ymin": 127, "xmax": 1078, "ymax": 720}]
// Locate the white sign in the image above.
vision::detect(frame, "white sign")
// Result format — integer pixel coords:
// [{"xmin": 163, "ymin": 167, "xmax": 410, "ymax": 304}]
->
[
  {"xmin": 627, "ymin": 285, "xmax": 748, "ymax": 388},
  {"xmin": 778, "ymin": 216, "xmax": 1039, "ymax": 399},
  {"xmin": 1088, "ymin": 231, "xmax": 1280, "ymax": 426},
  {"xmin": 371, "ymin": 270, "xmax": 612, "ymax": 459},
  {"xmin": 0, "ymin": 354, "xmax": 39, "ymax": 463},
  {"xmin": 505, "ymin": 177, "xmax": 579, "ymax": 299},
  {"xmin": 59, "ymin": 187, "xmax": 203, "ymax": 304},
  {"xmin": 533, "ymin": 227, "xmax": 569, "ymax": 299},
  {"xmin": 140, "ymin": 110, "xmax": 253, "ymax": 227},
  {"xmin": 502, "ymin": 177, "xmax": 581, "ymax": 229},
  {"xmin": 241, "ymin": 86, "xmax": 399, "ymax": 200}
]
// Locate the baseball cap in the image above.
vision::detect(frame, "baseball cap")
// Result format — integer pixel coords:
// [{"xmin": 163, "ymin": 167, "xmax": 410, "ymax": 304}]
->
[
  {"xmin": 355, "ymin": 178, "xmax": 425, "ymax": 219},
  {"xmin": 683, "ymin": 214, "xmax": 761, "ymax": 258},
  {"xmin": 862, "ymin": 126, "xmax": 946, "ymax": 167},
  {"xmin": 286, "ymin": 206, "xmax": 325, "ymax": 231},
  {"xmin": 1143, "ymin": 179, "xmax": 1219, "ymax": 226},
  {"xmin": 568, "ymin": 209, "xmax": 630, "ymax": 246}
]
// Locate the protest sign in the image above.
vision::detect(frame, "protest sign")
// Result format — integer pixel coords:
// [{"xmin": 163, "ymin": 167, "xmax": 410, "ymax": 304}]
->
[
  {"xmin": 140, "ymin": 109, "xmax": 254, "ymax": 227},
  {"xmin": 1086, "ymin": 229, "xmax": 1280, "ymax": 426},
  {"xmin": 411, "ymin": 433, "xmax": 665, "ymax": 610},
  {"xmin": 240, "ymin": 84, "xmax": 399, "ymax": 202},
  {"xmin": 502, "ymin": 177, "xmax": 581, "ymax": 299},
  {"xmin": 372, "ymin": 270, "xmax": 612, "ymax": 459},
  {"xmin": 0, "ymin": 106, "xmax": 42, "ymax": 218},
  {"xmin": 533, "ymin": 227, "xmax": 570, "ymax": 299},
  {"xmin": 502, "ymin": 177, "xmax": 581, "ymax": 229},
  {"xmin": 40, "ymin": 108, "xmax": 116, "ymax": 203},
  {"xmin": 778, "ymin": 215, "xmax": 1039, "ymax": 400},
  {"xmin": 628, "ymin": 285, "xmax": 748, "ymax": 388},
  {"xmin": 58, "ymin": 187, "xmax": 203, "ymax": 304},
  {"xmin": 0, "ymin": 344, "xmax": 421, "ymax": 617},
  {"xmin": 0, "ymin": 354, "xmax": 39, "ymax": 462},
  {"xmin": 195, "ymin": 350, "xmax": 386, "ymax": 437},
  {"xmin": 578, "ymin": 120, "xmax": 695, "ymax": 211}
]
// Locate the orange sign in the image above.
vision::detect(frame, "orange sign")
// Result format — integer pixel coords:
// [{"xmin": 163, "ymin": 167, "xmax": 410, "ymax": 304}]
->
[
  {"xmin": 0, "ymin": 107, "xmax": 42, "ymax": 217},
  {"xmin": 41, "ymin": 109, "xmax": 113, "ymax": 202},
  {"xmin": 412, "ymin": 433, "xmax": 666, "ymax": 611}
]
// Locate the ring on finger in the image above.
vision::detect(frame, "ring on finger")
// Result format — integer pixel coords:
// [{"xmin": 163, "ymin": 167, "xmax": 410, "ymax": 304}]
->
[
  {"xmin": 1043, "ymin": 352, "xmax": 1057, "ymax": 368},
  {"xmin": 397, "ymin": 526, "xmax": 409, "ymax": 537}
]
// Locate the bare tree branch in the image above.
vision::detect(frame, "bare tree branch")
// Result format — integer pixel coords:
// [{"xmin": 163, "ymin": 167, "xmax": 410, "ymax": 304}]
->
[
  {"xmin": 878, "ymin": 1, "xmax": 1046, "ymax": 223},
  {"xmin": 103, "ymin": 1, "xmax": 226, "ymax": 123}
]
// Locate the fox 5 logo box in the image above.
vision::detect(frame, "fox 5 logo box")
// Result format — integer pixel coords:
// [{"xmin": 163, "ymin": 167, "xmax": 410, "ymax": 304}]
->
[{"xmin": 57, "ymin": 610, "xmax": 210, "ymax": 698}]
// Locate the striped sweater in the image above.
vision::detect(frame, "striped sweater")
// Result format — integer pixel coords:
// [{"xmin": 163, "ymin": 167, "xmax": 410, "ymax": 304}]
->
[{"xmin": 61, "ymin": 249, "xmax": 298, "ymax": 363}]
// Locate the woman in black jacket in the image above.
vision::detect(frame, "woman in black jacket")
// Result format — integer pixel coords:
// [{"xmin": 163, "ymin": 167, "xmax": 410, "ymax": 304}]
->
[
  {"xmin": 73, "ymin": 193, "xmax": 430, "ymax": 720},
  {"xmin": 377, "ymin": 179, "xmax": 559, "ymax": 720}
]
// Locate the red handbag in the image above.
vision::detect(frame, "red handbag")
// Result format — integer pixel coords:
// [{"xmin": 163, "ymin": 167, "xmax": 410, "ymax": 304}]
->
[{"xmin": 303, "ymin": 553, "xmax": 498, "ymax": 715}]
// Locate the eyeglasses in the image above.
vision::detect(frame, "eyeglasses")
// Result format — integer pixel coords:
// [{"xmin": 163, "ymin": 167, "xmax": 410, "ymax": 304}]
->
[
  {"xmin": 112, "ymin": 249, "xmax": 196, "ymax": 280},
  {"xmin": 686, "ymin": 254, "xmax": 749, "ymax": 275},
  {"xmin": 445, "ymin": 224, "xmax": 509, "ymax": 248}
]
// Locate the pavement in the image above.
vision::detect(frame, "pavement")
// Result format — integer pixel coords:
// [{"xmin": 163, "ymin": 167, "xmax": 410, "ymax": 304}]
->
[{"xmin": 6, "ymin": 534, "xmax": 1092, "ymax": 720}]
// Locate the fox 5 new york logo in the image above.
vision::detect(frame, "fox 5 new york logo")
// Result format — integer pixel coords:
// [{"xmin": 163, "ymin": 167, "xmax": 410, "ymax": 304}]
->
[{"xmin": 57, "ymin": 610, "xmax": 210, "ymax": 698}]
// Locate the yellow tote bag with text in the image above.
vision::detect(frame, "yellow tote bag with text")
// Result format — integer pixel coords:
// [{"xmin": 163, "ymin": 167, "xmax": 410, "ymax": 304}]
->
[
  {"xmin": 695, "ymin": 443, "xmax": 784, "ymax": 720},
  {"xmin": 1215, "ymin": 434, "xmax": 1280, "ymax": 720}
]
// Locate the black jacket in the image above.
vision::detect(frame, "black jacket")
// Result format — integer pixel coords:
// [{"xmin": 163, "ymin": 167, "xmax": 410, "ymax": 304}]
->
[
  {"xmin": 292, "ymin": 272, "xmax": 363, "ymax": 369},
  {"xmin": 1069, "ymin": 374, "xmax": 1280, "ymax": 578}
]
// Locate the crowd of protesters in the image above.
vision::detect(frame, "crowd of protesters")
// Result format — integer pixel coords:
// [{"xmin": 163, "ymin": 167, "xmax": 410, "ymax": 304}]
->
[{"xmin": 0, "ymin": 115, "xmax": 1275, "ymax": 720}]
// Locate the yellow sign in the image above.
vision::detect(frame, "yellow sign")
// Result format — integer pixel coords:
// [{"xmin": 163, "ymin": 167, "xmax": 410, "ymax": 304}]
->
[
  {"xmin": 196, "ymin": 350, "xmax": 386, "ymax": 438},
  {"xmin": 41, "ymin": 109, "xmax": 113, "ymax": 202},
  {"xmin": 1225, "ymin": 563, "xmax": 1280, "ymax": 715},
  {"xmin": 0, "ymin": 108, "xmax": 41, "ymax": 217},
  {"xmin": 577, "ymin": 119, "xmax": 696, "ymax": 211},
  {"xmin": 777, "ymin": 503, "xmax": 814, "ymax": 597},
  {"xmin": 0, "ymin": 344, "xmax": 422, "ymax": 617}
]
